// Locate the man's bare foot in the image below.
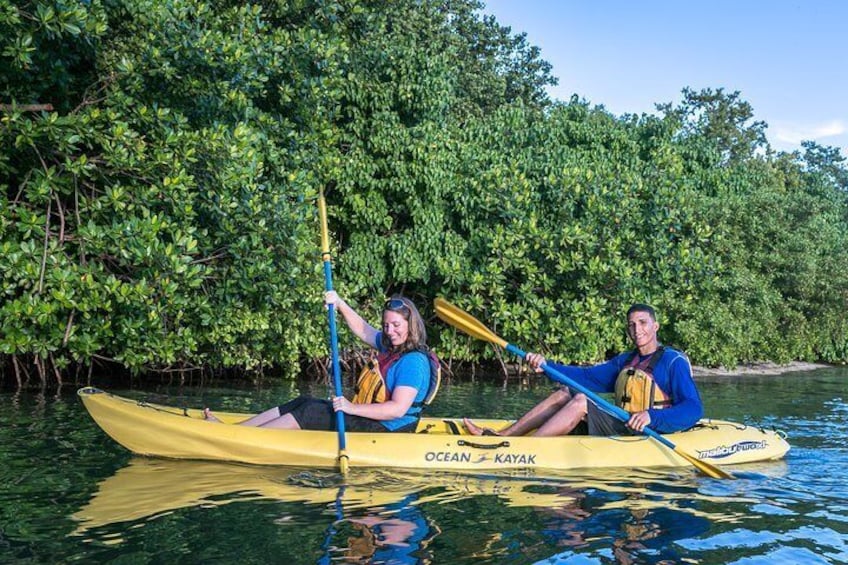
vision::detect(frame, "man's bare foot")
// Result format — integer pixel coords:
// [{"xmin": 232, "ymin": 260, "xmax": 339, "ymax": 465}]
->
[
  {"xmin": 462, "ymin": 418, "xmax": 500, "ymax": 436},
  {"xmin": 203, "ymin": 407, "xmax": 222, "ymax": 423}
]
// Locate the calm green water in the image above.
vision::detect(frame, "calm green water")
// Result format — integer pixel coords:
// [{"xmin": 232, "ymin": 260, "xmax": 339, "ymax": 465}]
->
[{"xmin": 1, "ymin": 368, "xmax": 846, "ymax": 564}]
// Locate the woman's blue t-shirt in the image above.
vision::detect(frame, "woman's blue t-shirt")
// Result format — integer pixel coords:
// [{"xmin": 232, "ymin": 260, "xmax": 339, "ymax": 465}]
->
[{"xmin": 375, "ymin": 332, "xmax": 430, "ymax": 431}]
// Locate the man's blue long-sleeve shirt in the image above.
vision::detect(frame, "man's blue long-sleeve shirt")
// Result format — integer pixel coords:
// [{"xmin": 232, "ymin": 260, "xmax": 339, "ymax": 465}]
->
[{"xmin": 546, "ymin": 347, "xmax": 703, "ymax": 433}]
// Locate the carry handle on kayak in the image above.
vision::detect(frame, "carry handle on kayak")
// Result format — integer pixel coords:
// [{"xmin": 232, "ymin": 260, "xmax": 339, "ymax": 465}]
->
[{"xmin": 457, "ymin": 439, "xmax": 511, "ymax": 450}]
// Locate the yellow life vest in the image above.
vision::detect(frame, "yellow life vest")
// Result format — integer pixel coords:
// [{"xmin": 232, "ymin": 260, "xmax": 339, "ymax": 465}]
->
[
  {"xmin": 351, "ymin": 350, "xmax": 441, "ymax": 412},
  {"xmin": 614, "ymin": 347, "xmax": 672, "ymax": 413},
  {"xmin": 352, "ymin": 360, "xmax": 387, "ymax": 405}
]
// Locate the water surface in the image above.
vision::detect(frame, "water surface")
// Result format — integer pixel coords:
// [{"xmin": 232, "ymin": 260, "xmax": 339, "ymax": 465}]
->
[{"xmin": 1, "ymin": 368, "xmax": 846, "ymax": 563}]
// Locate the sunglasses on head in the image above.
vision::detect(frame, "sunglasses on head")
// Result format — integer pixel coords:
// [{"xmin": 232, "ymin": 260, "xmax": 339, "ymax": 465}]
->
[{"xmin": 384, "ymin": 298, "xmax": 410, "ymax": 312}]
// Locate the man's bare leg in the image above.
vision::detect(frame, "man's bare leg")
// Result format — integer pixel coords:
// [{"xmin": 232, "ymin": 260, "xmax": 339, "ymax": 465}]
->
[
  {"xmin": 462, "ymin": 418, "xmax": 498, "ymax": 435},
  {"xmin": 530, "ymin": 393, "xmax": 588, "ymax": 436},
  {"xmin": 464, "ymin": 388, "xmax": 573, "ymax": 436}
]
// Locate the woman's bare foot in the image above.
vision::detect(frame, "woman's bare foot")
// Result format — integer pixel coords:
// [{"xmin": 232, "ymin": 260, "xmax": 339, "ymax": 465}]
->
[
  {"xmin": 203, "ymin": 407, "xmax": 222, "ymax": 423},
  {"xmin": 462, "ymin": 418, "xmax": 499, "ymax": 436}
]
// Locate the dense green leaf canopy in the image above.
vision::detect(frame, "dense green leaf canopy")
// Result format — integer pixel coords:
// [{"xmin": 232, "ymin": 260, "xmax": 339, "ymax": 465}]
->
[{"xmin": 2, "ymin": 0, "xmax": 847, "ymax": 385}]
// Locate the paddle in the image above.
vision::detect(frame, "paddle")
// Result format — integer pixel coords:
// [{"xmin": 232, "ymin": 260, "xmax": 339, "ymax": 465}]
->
[
  {"xmin": 318, "ymin": 191, "xmax": 349, "ymax": 474},
  {"xmin": 433, "ymin": 298, "xmax": 734, "ymax": 479}
]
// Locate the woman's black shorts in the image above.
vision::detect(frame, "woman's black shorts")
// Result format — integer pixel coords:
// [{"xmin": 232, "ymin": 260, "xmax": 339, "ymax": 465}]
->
[{"xmin": 278, "ymin": 395, "xmax": 416, "ymax": 433}]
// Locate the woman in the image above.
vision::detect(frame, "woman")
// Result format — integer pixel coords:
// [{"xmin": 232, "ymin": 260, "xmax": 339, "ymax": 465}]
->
[{"xmin": 205, "ymin": 292, "xmax": 437, "ymax": 432}]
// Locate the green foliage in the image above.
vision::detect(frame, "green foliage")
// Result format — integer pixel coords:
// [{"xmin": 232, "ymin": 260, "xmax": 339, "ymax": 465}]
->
[
  {"xmin": 434, "ymin": 100, "xmax": 717, "ymax": 364},
  {"xmin": 0, "ymin": 0, "xmax": 107, "ymax": 111},
  {"xmin": 1, "ymin": 0, "xmax": 340, "ymax": 378},
  {"xmin": 420, "ymin": 92, "xmax": 848, "ymax": 370},
  {"xmin": 441, "ymin": 0, "xmax": 558, "ymax": 117},
  {"xmin": 3, "ymin": 0, "xmax": 848, "ymax": 385}
]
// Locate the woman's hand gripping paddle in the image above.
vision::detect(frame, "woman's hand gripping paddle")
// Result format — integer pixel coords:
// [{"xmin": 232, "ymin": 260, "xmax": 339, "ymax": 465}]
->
[{"xmin": 433, "ymin": 298, "xmax": 733, "ymax": 479}]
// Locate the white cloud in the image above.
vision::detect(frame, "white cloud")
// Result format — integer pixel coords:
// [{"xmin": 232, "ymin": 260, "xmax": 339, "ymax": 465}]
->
[{"xmin": 773, "ymin": 120, "xmax": 846, "ymax": 145}]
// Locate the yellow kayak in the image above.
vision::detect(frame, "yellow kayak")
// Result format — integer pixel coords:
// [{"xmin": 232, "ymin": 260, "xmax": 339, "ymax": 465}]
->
[{"xmin": 78, "ymin": 387, "xmax": 790, "ymax": 470}]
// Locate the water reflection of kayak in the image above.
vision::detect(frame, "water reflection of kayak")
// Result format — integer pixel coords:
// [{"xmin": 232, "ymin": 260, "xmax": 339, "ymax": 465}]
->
[
  {"xmin": 78, "ymin": 387, "xmax": 789, "ymax": 470},
  {"xmin": 71, "ymin": 457, "xmax": 756, "ymax": 535},
  {"xmin": 69, "ymin": 458, "xmax": 579, "ymax": 533}
]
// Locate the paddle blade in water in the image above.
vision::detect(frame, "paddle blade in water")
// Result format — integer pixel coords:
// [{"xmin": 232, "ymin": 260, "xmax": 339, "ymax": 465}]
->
[{"xmin": 675, "ymin": 447, "xmax": 734, "ymax": 479}]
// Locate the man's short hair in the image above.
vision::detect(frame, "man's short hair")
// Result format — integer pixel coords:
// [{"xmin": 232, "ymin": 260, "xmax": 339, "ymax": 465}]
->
[{"xmin": 626, "ymin": 303, "xmax": 656, "ymax": 321}]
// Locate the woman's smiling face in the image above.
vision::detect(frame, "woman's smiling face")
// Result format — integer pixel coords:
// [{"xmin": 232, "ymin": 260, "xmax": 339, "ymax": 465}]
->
[{"xmin": 382, "ymin": 310, "xmax": 410, "ymax": 347}]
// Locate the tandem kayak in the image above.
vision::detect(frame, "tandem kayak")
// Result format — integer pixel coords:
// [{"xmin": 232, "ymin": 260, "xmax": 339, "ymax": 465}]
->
[{"xmin": 78, "ymin": 387, "xmax": 790, "ymax": 471}]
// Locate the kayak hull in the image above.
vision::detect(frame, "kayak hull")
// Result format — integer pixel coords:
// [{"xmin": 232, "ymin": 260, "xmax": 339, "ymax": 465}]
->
[{"xmin": 78, "ymin": 387, "xmax": 789, "ymax": 471}]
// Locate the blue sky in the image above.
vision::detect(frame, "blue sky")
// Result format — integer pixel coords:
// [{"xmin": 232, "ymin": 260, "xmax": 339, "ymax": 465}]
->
[{"xmin": 482, "ymin": 0, "xmax": 847, "ymax": 157}]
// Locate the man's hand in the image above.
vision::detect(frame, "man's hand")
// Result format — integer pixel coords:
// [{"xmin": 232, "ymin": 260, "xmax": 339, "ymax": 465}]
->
[
  {"xmin": 524, "ymin": 352, "xmax": 547, "ymax": 373},
  {"xmin": 627, "ymin": 410, "xmax": 651, "ymax": 432}
]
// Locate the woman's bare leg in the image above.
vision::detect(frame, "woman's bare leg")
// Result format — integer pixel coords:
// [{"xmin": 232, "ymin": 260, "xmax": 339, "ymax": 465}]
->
[
  {"xmin": 256, "ymin": 413, "xmax": 301, "ymax": 429},
  {"xmin": 204, "ymin": 404, "xmax": 304, "ymax": 429},
  {"xmin": 235, "ymin": 406, "xmax": 286, "ymax": 427}
]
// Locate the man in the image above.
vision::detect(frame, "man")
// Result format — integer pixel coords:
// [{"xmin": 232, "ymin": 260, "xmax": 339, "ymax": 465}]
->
[{"xmin": 463, "ymin": 304, "xmax": 703, "ymax": 437}]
